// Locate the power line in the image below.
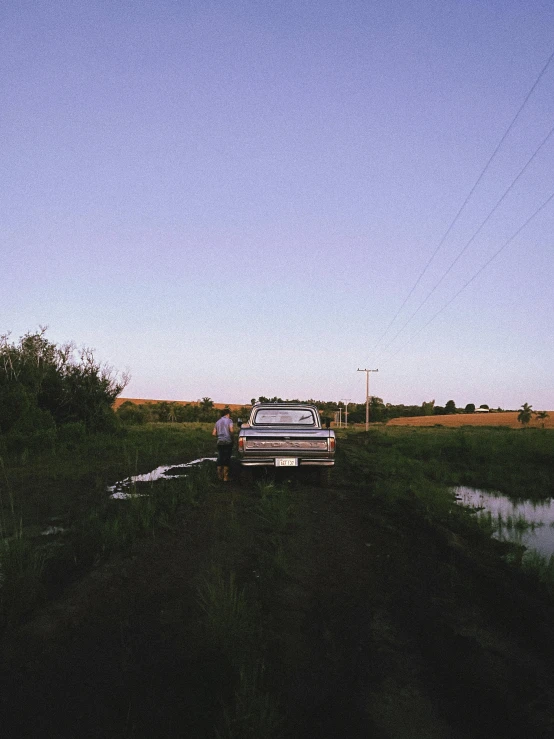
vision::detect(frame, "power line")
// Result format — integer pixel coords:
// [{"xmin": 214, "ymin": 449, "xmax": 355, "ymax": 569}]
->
[
  {"xmin": 377, "ymin": 120, "xmax": 554, "ymax": 356},
  {"xmin": 371, "ymin": 47, "xmax": 554, "ymax": 352},
  {"xmin": 387, "ymin": 187, "xmax": 554, "ymax": 360}
]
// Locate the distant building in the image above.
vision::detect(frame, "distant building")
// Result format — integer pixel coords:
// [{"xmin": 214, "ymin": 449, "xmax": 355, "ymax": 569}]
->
[{"xmin": 475, "ymin": 407, "xmax": 489, "ymax": 413}]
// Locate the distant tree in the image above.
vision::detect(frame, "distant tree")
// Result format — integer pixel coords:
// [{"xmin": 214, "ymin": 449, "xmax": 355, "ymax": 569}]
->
[
  {"xmin": 465, "ymin": 403, "xmax": 475, "ymax": 413},
  {"xmin": 434, "ymin": 406, "xmax": 446, "ymax": 415},
  {"xmin": 422, "ymin": 400, "xmax": 435, "ymax": 416},
  {"xmin": 445, "ymin": 400, "xmax": 456, "ymax": 414},
  {"xmin": 479, "ymin": 404, "xmax": 489, "ymax": 410},
  {"xmin": 156, "ymin": 401, "xmax": 171, "ymax": 422},
  {"xmin": 517, "ymin": 403, "xmax": 533, "ymax": 426},
  {"xmin": 370, "ymin": 396, "xmax": 385, "ymax": 422},
  {"xmin": 117, "ymin": 401, "xmax": 147, "ymax": 425},
  {"xmin": 536, "ymin": 410, "xmax": 549, "ymax": 428},
  {"xmin": 200, "ymin": 397, "xmax": 214, "ymax": 411}
]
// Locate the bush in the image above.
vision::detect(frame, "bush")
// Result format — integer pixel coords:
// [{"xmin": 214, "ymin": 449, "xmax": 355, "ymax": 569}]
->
[
  {"xmin": 58, "ymin": 421, "xmax": 87, "ymax": 445},
  {"xmin": 0, "ymin": 328, "xmax": 128, "ymax": 438},
  {"xmin": 117, "ymin": 402, "xmax": 148, "ymax": 425}
]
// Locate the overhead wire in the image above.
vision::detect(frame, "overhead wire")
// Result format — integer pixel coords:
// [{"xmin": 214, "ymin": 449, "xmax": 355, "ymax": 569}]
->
[
  {"xmin": 371, "ymin": 47, "xmax": 554, "ymax": 353},
  {"xmin": 387, "ymin": 187, "xmax": 554, "ymax": 360},
  {"xmin": 376, "ymin": 120, "xmax": 554, "ymax": 358}
]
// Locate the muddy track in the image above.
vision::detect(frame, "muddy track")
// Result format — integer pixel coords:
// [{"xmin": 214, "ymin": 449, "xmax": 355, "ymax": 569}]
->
[{"xmin": 1, "ymin": 470, "xmax": 554, "ymax": 737}]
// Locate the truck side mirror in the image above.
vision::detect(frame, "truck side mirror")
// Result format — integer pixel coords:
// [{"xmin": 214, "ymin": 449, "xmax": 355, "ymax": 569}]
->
[
  {"xmin": 325, "ymin": 419, "xmax": 331, "ymax": 429},
  {"xmin": 237, "ymin": 418, "xmax": 243, "ymax": 428}
]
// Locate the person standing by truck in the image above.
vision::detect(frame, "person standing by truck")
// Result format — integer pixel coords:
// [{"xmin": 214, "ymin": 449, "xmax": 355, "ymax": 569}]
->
[{"xmin": 212, "ymin": 408, "xmax": 234, "ymax": 481}]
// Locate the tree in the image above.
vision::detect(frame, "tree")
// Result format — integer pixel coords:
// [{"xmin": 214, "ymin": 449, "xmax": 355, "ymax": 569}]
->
[
  {"xmin": 536, "ymin": 411, "xmax": 549, "ymax": 428},
  {"xmin": 117, "ymin": 401, "xmax": 147, "ymax": 425},
  {"xmin": 369, "ymin": 396, "xmax": 385, "ymax": 422},
  {"xmin": 445, "ymin": 400, "xmax": 456, "ymax": 414},
  {"xmin": 464, "ymin": 403, "xmax": 475, "ymax": 414},
  {"xmin": 0, "ymin": 328, "xmax": 129, "ymax": 433},
  {"xmin": 200, "ymin": 397, "xmax": 214, "ymax": 411},
  {"xmin": 422, "ymin": 400, "xmax": 435, "ymax": 416},
  {"xmin": 517, "ymin": 403, "xmax": 533, "ymax": 426}
]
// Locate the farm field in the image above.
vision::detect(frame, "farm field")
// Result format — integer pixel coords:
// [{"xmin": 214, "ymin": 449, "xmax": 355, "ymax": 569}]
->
[
  {"xmin": 387, "ymin": 411, "xmax": 554, "ymax": 428},
  {"xmin": 1, "ymin": 425, "xmax": 554, "ymax": 737}
]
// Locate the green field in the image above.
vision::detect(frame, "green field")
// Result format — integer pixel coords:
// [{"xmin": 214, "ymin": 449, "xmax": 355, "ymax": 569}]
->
[{"xmin": 1, "ymin": 424, "xmax": 554, "ymax": 737}]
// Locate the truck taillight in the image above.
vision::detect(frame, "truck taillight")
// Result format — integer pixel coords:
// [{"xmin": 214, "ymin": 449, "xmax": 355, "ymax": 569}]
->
[
  {"xmin": 238, "ymin": 437, "xmax": 245, "ymax": 452},
  {"xmin": 329, "ymin": 437, "xmax": 335, "ymax": 452}
]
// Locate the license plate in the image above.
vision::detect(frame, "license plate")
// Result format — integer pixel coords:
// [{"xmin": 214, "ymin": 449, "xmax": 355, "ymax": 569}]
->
[{"xmin": 275, "ymin": 458, "xmax": 298, "ymax": 467}]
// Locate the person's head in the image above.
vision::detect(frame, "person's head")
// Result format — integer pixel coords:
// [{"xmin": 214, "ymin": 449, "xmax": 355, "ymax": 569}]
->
[{"xmin": 221, "ymin": 408, "xmax": 231, "ymax": 417}]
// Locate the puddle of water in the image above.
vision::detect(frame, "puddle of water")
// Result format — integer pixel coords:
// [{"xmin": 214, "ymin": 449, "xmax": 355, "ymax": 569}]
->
[
  {"xmin": 455, "ymin": 486, "xmax": 554, "ymax": 557},
  {"xmin": 108, "ymin": 457, "xmax": 217, "ymax": 499},
  {"xmin": 41, "ymin": 526, "xmax": 67, "ymax": 536}
]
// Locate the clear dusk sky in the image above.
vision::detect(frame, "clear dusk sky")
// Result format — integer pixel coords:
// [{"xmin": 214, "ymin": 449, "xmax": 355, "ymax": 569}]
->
[{"xmin": 3, "ymin": 1, "xmax": 554, "ymax": 410}]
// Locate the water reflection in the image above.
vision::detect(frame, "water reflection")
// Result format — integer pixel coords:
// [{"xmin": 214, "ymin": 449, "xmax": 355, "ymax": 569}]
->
[
  {"xmin": 108, "ymin": 457, "xmax": 217, "ymax": 499},
  {"xmin": 455, "ymin": 486, "xmax": 554, "ymax": 557}
]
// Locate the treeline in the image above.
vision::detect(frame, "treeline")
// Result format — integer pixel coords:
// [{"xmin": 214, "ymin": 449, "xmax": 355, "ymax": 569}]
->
[
  {"xmin": 249, "ymin": 396, "xmax": 509, "ymax": 423},
  {"xmin": 339, "ymin": 398, "xmax": 511, "ymax": 423},
  {"xmin": 116, "ymin": 399, "xmax": 251, "ymax": 425},
  {"xmin": 0, "ymin": 328, "xmax": 128, "ymax": 454}
]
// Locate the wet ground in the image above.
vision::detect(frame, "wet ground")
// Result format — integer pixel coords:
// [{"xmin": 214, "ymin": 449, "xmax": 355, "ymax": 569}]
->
[
  {"xmin": 456, "ymin": 485, "xmax": 554, "ymax": 557},
  {"xmin": 2, "ymin": 466, "xmax": 554, "ymax": 737}
]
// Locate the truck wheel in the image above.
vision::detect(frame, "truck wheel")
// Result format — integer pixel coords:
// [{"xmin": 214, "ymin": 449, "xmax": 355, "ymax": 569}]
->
[{"xmin": 319, "ymin": 468, "xmax": 331, "ymax": 488}]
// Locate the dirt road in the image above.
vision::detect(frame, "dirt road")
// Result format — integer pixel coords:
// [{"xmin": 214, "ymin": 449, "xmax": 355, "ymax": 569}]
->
[{"xmin": 2, "ymin": 460, "xmax": 554, "ymax": 737}]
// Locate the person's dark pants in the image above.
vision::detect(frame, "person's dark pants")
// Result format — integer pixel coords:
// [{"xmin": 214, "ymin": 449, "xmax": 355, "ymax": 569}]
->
[{"xmin": 217, "ymin": 443, "xmax": 233, "ymax": 467}]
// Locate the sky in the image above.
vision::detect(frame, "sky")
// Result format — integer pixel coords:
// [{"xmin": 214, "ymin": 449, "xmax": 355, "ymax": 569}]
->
[{"xmin": 2, "ymin": 0, "xmax": 554, "ymax": 410}]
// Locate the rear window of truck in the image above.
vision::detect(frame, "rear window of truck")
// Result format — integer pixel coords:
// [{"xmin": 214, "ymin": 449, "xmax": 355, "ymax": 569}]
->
[{"xmin": 252, "ymin": 409, "xmax": 316, "ymax": 426}]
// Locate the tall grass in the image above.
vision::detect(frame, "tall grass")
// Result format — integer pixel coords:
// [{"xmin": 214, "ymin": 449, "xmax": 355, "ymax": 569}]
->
[
  {"xmin": 197, "ymin": 567, "xmax": 257, "ymax": 661},
  {"xmin": 342, "ymin": 425, "xmax": 554, "ymax": 502},
  {"xmin": 0, "ymin": 527, "xmax": 50, "ymax": 623},
  {"xmin": 520, "ymin": 549, "xmax": 554, "ymax": 592},
  {"xmin": 255, "ymin": 481, "xmax": 290, "ymax": 533},
  {"xmin": 216, "ymin": 663, "xmax": 282, "ymax": 739},
  {"xmin": 0, "ymin": 423, "xmax": 216, "ymax": 627}
]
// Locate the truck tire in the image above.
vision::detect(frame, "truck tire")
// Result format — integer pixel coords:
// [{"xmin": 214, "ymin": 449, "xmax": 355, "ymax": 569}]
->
[{"xmin": 319, "ymin": 467, "xmax": 331, "ymax": 488}]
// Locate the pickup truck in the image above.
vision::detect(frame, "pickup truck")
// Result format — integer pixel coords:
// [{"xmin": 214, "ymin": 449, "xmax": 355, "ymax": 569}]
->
[{"xmin": 237, "ymin": 402, "xmax": 335, "ymax": 485}]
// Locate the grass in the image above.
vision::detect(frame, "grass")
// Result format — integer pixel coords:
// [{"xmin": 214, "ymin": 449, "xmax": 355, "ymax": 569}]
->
[
  {"xmin": 255, "ymin": 480, "xmax": 290, "ymax": 533},
  {"xmin": 0, "ymin": 423, "xmax": 216, "ymax": 626},
  {"xmin": 197, "ymin": 567, "xmax": 258, "ymax": 663},
  {"xmin": 476, "ymin": 510, "xmax": 544, "ymax": 536},
  {"xmin": 3, "ymin": 422, "xmax": 554, "ymax": 736},
  {"xmin": 520, "ymin": 550, "xmax": 554, "ymax": 595},
  {"xmin": 344, "ymin": 424, "xmax": 554, "ymax": 500},
  {"xmin": 216, "ymin": 663, "xmax": 282, "ymax": 739}
]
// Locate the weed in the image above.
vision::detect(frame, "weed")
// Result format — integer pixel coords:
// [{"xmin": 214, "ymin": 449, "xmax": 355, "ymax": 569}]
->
[
  {"xmin": 217, "ymin": 663, "xmax": 282, "ymax": 739},
  {"xmin": 197, "ymin": 567, "xmax": 258, "ymax": 662},
  {"xmin": 256, "ymin": 482, "xmax": 290, "ymax": 533},
  {"xmin": 0, "ymin": 529, "xmax": 50, "ymax": 622},
  {"xmin": 520, "ymin": 550, "xmax": 554, "ymax": 595}
]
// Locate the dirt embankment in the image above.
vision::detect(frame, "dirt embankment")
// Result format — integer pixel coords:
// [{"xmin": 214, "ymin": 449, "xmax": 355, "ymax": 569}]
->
[{"xmin": 387, "ymin": 411, "xmax": 554, "ymax": 428}]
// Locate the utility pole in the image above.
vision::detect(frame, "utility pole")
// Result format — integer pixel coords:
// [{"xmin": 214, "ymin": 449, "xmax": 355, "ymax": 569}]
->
[
  {"xmin": 357, "ymin": 369, "xmax": 378, "ymax": 431},
  {"xmin": 341, "ymin": 399, "xmax": 351, "ymax": 427}
]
